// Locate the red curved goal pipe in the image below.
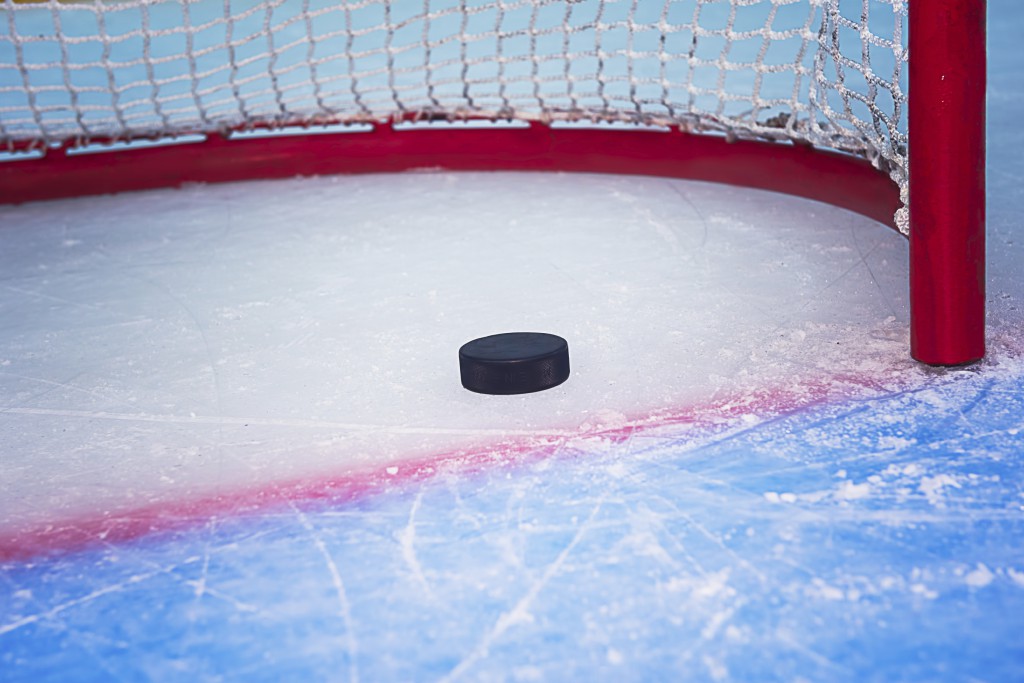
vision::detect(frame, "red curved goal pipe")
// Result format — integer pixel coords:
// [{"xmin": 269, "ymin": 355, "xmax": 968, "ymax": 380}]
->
[
  {"xmin": 0, "ymin": 124, "xmax": 899, "ymax": 226},
  {"xmin": 909, "ymin": 0, "xmax": 987, "ymax": 365}
]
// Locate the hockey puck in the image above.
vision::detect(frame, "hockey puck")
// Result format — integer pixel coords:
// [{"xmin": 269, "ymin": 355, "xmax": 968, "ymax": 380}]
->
[{"xmin": 459, "ymin": 332, "xmax": 570, "ymax": 395}]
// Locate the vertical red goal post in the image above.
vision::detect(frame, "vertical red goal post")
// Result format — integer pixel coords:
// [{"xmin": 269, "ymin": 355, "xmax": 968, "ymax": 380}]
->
[{"xmin": 0, "ymin": 0, "xmax": 985, "ymax": 365}]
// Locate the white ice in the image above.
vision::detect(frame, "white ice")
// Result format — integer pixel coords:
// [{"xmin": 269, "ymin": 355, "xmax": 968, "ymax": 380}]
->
[{"xmin": 0, "ymin": 169, "xmax": 916, "ymax": 535}]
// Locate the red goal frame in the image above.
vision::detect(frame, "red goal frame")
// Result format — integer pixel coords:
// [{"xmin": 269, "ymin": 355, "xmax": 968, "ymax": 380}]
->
[{"xmin": 0, "ymin": 0, "xmax": 985, "ymax": 366}]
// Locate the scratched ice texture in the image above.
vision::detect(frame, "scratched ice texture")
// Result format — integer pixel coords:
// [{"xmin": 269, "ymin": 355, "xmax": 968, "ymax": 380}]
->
[
  {"xmin": 2, "ymin": 3, "xmax": 1024, "ymax": 683},
  {"xmin": 2, "ymin": 363, "xmax": 1024, "ymax": 682}
]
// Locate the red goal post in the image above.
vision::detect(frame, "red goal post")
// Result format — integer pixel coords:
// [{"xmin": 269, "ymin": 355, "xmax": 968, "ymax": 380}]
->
[
  {"xmin": 0, "ymin": 0, "xmax": 985, "ymax": 366},
  {"xmin": 908, "ymin": 0, "xmax": 986, "ymax": 366}
]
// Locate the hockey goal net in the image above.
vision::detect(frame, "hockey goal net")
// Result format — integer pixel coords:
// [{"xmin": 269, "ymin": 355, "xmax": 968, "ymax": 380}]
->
[{"xmin": 0, "ymin": 0, "xmax": 985, "ymax": 365}]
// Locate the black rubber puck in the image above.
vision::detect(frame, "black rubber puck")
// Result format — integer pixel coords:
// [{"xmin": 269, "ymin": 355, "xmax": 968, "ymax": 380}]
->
[{"xmin": 459, "ymin": 332, "xmax": 570, "ymax": 395}]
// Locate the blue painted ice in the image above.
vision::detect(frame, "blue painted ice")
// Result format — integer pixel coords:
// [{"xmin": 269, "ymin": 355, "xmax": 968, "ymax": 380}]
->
[{"xmin": 3, "ymin": 361, "xmax": 1023, "ymax": 682}]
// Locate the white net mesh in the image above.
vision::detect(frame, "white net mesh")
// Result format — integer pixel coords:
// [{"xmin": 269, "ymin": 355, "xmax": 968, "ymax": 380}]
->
[{"xmin": 0, "ymin": 0, "xmax": 908, "ymax": 229}]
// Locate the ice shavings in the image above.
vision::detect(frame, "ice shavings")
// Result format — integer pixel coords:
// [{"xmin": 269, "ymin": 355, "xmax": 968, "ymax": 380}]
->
[
  {"xmin": 965, "ymin": 564, "xmax": 995, "ymax": 589},
  {"xmin": 919, "ymin": 474, "xmax": 963, "ymax": 506}
]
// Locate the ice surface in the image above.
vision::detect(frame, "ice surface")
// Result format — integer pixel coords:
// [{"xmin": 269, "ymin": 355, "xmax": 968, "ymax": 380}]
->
[
  {"xmin": 2, "ymin": 160, "xmax": 1021, "ymax": 681},
  {"xmin": 1, "ymin": 359, "xmax": 1023, "ymax": 682},
  {"xmin": 0, "ymin": 171, "xmax": 914, "ymax": 538},
  {"xmin": 1, "ymin": 1, "xmax": 1023, "ymax": 680}
]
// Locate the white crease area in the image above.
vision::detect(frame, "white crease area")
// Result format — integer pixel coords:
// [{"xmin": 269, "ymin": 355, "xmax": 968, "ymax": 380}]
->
[
  {"xmin": 0, "ymin": 406, "xmax": 571, "ymax": 438},
  {"xmin": 0, "ymin": 170, "xmax": 922, "ymax": 536}
]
